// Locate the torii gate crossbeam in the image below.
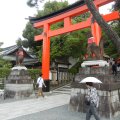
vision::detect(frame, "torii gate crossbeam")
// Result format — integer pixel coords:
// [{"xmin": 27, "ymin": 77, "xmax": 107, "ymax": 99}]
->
[{"xmin": 30, "ymin": 0, "xmax": 119, "ymax": 91}]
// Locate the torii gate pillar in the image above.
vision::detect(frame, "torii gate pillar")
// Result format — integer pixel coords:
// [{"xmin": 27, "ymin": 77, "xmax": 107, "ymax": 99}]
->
[{"xmin": 42, "ymin": 24, "xmax": 50, "ymax": 92}]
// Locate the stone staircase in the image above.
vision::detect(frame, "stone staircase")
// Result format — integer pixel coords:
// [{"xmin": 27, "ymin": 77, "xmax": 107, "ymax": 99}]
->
[{"xmin": 52, "ymin": 84, "xmax": 72, "ymax": 95}]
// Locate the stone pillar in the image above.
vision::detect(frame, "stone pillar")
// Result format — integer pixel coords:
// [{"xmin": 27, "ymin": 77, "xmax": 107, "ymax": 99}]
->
[{"xmin": 4, "ymin": 66, "xmax": 34, "ymax": 99}]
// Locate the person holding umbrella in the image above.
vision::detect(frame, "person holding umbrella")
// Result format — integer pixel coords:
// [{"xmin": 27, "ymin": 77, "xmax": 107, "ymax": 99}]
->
[{"xmin": 80, "ymin": 77, "xmax": 102, "ymax": 120}]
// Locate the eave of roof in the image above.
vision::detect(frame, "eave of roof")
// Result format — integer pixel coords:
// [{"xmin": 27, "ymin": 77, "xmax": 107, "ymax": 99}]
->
[
  {"xmin": 2, "ymin": 55, "xmax": 38, "ymax": 62},
  {"xmin": 2, "ymin": 45, "xmax": 18, "ymax": 55},
  {"xmin": 1, "ymin": 45, "xmax": 37, "ymax": 59},
  {"xmin": 29, "ymin": 0, "xmax": 85, "ymax": 23}
]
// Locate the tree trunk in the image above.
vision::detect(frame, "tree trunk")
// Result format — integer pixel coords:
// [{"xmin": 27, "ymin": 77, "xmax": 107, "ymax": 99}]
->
[
  {"xmin": 84, "ymin": 0, "xmax": 120, "ymax": 54},
  {"xmin": 114, "ymin": 0, "xmax": 120, "ymax": 10}
]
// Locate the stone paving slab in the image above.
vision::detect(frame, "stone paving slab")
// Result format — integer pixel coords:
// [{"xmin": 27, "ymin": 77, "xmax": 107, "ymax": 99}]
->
[
  {"xmin": 0, "ymin": 94, "xmax": 70, "ymax": 120},
  {"xmin": 0, "ymin": 90, "xmax": 120, "ymax": 120},
  {"xmin": 10, "ymin": 104, "xmax": 120, "ymax": 120}
]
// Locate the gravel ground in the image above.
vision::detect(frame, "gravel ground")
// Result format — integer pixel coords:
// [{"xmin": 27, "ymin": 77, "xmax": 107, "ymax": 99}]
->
[{"xmin": 10, "ymin": 104, "xmax": 120, "ymax": 120}]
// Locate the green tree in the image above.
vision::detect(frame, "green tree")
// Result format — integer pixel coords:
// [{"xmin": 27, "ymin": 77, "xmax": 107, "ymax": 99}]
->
[
  {"xmin": 16, "ymin": 37, "xmax": 29, "ymax": 48},
  {"xmin": 103, "ymin": 0, "xmax": 120, "ymax": 59},
  {"xmin": 16, "ymin": 38, "xmax": 22, "ymax": 46},
  {"xmin": 114, "ymin": 0, "xmax": 120, "ymax": 11},
  {"xmin": 0, "ymin": 44, "xmax": 12, "ymax": 68},
  {"xmin": 22, "ymin": 22, "xmax": 42, "ymax": 51},
  {"xmin": 22, "ymin": 39, "xmax": 29, "ymax": 48},
  {"xmin": 37, "ymin": 1, "xmax": 68, "ymax": 17},
  {"xmin": 0, "ymin": 59, "xmax": 12, "ymax": 68},
  {"xmin": 27, "ymin": 0, "xmax": 44, "ymax": 11}
]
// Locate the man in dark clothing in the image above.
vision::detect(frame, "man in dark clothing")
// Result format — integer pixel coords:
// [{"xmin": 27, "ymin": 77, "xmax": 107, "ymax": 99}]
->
[{"xmin": 112, "ymin": 61, "xmax": 117, "ymax": 76}]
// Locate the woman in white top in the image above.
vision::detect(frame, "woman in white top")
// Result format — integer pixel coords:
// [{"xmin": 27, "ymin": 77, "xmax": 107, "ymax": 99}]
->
[{"xmin": 37, "ymin": 73, "xmax": 46, "ymax": 98}]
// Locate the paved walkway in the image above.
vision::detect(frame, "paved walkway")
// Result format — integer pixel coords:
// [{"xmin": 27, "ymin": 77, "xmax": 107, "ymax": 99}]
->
[
  {"xmin": 0, "ymin": 84, "xmax": 120, "ymax": 120},
  {"xmin": 0, "ymin": 94, "xmax": 70, "ymax": 120}
]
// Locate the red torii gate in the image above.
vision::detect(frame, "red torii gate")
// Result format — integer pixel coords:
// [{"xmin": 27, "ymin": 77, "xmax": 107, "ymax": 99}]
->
[{"xmin": 30, "ymin": 0, "xmax": 120, "ymax": 91}]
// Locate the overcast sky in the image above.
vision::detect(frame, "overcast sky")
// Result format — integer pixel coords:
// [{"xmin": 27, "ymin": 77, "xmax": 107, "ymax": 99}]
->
[{"xmin": 0, "ymin": 0, "xmax": 114, "ymax": 48}]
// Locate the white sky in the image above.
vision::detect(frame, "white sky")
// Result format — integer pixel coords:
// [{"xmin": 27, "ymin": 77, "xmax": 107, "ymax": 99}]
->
[{"xmin": 0, "ymin": 0, "xmax": 114, "ymax": 48}]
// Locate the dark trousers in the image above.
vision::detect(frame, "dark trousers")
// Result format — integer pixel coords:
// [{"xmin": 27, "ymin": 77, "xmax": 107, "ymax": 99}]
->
[
  {"xmin": 112, "ymin": 69, "xmax": 117, "ymax": 75},
  {"xmin": 86, "ymin": 103, "xmax": 100, "ymax": 120}
]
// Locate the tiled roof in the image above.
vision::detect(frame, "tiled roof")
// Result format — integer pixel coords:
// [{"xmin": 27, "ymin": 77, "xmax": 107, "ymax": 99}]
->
[
  {"xmin": 0, "ymin": 45, "xmax": 40, "ymax": 65},
  {"xmin": 29, "ymin": 0, "xmax": 85, "ymax": 23},
  {"xmin": 1, "ymin": 45, "xmax": 36, "ymax": 59}
]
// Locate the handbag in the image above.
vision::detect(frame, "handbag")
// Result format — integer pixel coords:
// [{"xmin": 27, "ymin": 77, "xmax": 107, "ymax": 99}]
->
[{"xmin": 84, "ymin": 96, "xmax": 90, "ymax": 105}]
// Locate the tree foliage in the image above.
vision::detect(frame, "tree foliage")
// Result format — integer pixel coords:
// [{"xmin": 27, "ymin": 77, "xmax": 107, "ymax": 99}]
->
[
  {"xmin": 16, "ymin": 38, "xmax": 22, "ymax": 46},
  {"xmin": 0, "ymin": 45, "xmax": 12, "ymax": 68},
  {"xmin": 23, "ymin": 22, "xmax": 42, "ymax": 50},
  {"xmin": 27, "ymin": 0, "xmax": 44, "ymax": 9},
  {"xmin": 102, "ymin": 0, "xmax": 120, "ymax": 59},
  {"xmin": 0, "ymin": 59, "xmax": 12, "ymax": 68},
  {"xmin": 114, "ymin": 0, "xmax": 120, "ymax": 11}
]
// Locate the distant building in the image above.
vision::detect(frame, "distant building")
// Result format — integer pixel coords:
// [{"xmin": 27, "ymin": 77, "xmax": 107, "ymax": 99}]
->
[{"xmin": 50, "ymin": 58, "xmax": 71, "ymax": 83}]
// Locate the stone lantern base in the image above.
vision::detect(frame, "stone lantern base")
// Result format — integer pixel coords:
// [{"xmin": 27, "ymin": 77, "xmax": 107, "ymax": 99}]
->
[{"xmin": 4, "ymin": 66, "xmax": 34, "ymax": 99}]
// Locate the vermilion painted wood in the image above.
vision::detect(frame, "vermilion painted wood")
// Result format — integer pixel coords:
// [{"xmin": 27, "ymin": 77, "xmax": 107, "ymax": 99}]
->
[
  {"xmin": 35, "ymin": 18, "xmax": 90, "ymax": 41},
  {"xmin": 42, "ymin": 24, "xmax": 50, "ymax": 80},
  {"xmin": 34, "ymin": 11, "xmax": 119, "ymax": 41},
  {"xmin": 91, "ymin": 22, "xmax": 101, "ymax": 46},
  {"xmin": 102, "ymin": 11, "xmax": 120, "ymax": 22},
  {"xmin": 91, "ymin": 11, "xmax": 120, "ymax": 46},
  {"xmin": 33, "ymin": 0, "xmax": 119, "ymax": 80},
  {"xmin": 34, "ymin": 0, "xmax": 114, "ymax": 28}
]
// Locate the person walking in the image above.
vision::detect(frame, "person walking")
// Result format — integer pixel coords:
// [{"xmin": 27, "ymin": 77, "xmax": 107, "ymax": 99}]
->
[
  {"xmin": 112, "ymin": 60, "xmax": 117, "ymax": 76},
  {"xmin": 85, "ymin": 82, "xmax": 100, "ymax": 120},
  {"xmin": 36, "ymin": 73, "xmax": 46, "ymax": 98}
]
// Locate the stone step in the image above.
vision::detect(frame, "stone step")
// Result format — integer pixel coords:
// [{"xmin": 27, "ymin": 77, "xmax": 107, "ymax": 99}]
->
[
  {"xmin": 52, "ymin": 91, "xmax": 71, "ymax": 95},
  {"xmin": 54, "ymin": 88, "xmax": 71, "ymax": 91},
  {"xmin": 62, "ymin": 85, "xmax": 71, "ymax": 88},
  {"xmin": 52, "ymin": 84, "xmax": 71, "ymax": 95}
]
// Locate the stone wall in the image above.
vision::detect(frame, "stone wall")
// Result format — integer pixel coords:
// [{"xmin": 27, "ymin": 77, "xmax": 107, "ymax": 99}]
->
[
  {"xmin": 69, "ymin": 88, "xmax": 120, "ymax": 118},
  {"xmin": 69, "ymin": 66, "xmax": 120, "ymax": 119}
]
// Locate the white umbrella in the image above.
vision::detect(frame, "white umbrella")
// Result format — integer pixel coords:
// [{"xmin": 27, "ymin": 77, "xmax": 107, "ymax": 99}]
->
[{"xmin": 79, "ymin": 77, "xmax": 102, "ymax": 83}]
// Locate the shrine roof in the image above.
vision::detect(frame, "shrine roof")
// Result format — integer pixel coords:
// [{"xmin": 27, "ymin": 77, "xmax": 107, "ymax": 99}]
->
[
  {"xmin": 55, "ymin": 58, "xmax": 71, "ymax": 65},
  {"xmin": 1, "ymin": 45, "xmax": 37, "ymax": 59},
  {"xmin": 29, "ymin": 0, "xmax": 85, "ymax": 23}
]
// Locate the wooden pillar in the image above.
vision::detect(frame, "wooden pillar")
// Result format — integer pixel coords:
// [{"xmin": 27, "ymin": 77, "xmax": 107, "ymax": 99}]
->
[
  {"xmin": 91, "ymin": 5, "xmax": 102, "ymax": 46},
  {"xmin": 42, "ymin": 24, "xmax": 50, "ymax": 92},
  {"xmin": 91, "ymin": 22, "xmax": 101, "ymax": 46}
]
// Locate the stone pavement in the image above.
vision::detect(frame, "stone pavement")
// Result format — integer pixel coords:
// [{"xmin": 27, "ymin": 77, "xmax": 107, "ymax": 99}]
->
[
  {"xmin": 0, "ymin": 94, "xmax": 70, "ymax": 120},
  {"xmin": 0, "ymin": 85, "xmax": 120, "ymax": 120},
  {"xmin": 4, "ymin": 93, "xmax": 120, "ymax": 120}
]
